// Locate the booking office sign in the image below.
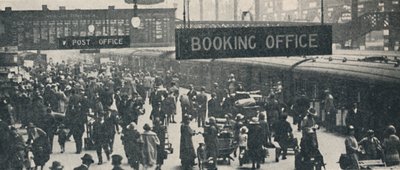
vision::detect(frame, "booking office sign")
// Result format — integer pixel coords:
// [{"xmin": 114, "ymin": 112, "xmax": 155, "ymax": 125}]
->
[{"xmin": 175, "ymin": 25, "xmax": 332, "ymax": 60}]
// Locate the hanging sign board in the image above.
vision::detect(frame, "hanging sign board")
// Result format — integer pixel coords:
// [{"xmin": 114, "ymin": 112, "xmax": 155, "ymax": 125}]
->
[{"xmin": 175, "ymin": 25, "xmax": 332, "ymax": 60}]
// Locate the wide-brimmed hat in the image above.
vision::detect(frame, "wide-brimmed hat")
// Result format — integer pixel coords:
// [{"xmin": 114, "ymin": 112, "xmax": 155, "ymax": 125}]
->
[
  {"xmin": 143, "ymin": 123, "xmax": 151, "ymax": 131},
  {"xmin": 249, "ymin": 117, "xmax": 259, "ymax": 124},
  {"xmin": 49, "ymin": 161, "xmax": 64, "ymax": 170},
  {"xmin": 236, "ymin": 114, "xmax": 244, "ymax": 120},
  {"xmin": 367, "ymin": 129, "xmax": 375, "ymax": 136},
  {"xmin": 81, "ymin": 154, "xmax": 94, "ymax": 163}
]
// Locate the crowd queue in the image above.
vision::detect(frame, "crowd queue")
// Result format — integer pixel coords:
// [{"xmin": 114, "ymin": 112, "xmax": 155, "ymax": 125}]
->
[{"xmin": 0, "ymin": 60, "xmax": 399, "ymax": 170}]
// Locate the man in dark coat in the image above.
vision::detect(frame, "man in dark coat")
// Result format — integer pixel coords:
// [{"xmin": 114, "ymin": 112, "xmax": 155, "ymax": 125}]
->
[
  {"xmin": 197, "ymin": 87, "xmax": 208, "ymax": 127},
  {"xmin": 66, "ymin": 89, "xmax": 86, "ymax": 153},
  {"xmin": 179, "ymin": 94, "xmax": 190, "ymax": 118},
  {"xmin": 104, "ymin": 108, "xmax": 120, "ymax": 153},
  {"xmin": 161, "ymin": 92, "xmax": 176, "ymax": 125},
  {"xmin": 294, "ymin": 92, "xmax": 310, "ymax": 131},
  {"xmin": 248, "ymin": 117, "xmax": 264, "ymax": 169},
  {"xmin": 100, "ymin": 86, "xmax": 114, "ymax": 109},
  {"xmin": 203, "ymin": 117, "xmax": 219, "ymax": 170},
  {"xmin": 117, "ymin": 94, "xmax": 134, "ymax": 128},
  {"xmin": 37, "ymin": 108, "xmax": 57, "ymax": 153},
  {"xmin": 74, "ymin": 154, "xmax": 94, "ymax": 170},
  {"xmin": 345, "ymin": 102, "xmax": 363, "ymax": 140},
  {"xmin": 150, "ymin": 102, "xmax": 163, "ymax": 124},
  {"xmin": 121, "ymin": 122, "xmax": 142, "ymax": 170},
  {"xmin": 187, "ymin": 84, "xmax": 197, "ymax": 102},
  {"xmin": 273, "ymin": 115, "xmax": 293, "ymax": 162},
  {"xmin": 26, "ymin": 123, "xmax": 51, "ymax": 170},
  {"xmin": 92, "ymin": 114, "xmax": 111, "ymax": 165},
  {"xmin": 180, "ymin": 115, "xmax": 197, "ymax": 169},
  {"xmin": 150, "ymin": 86, "xmax": 166, "ymax": 112},
  {"xmin": 208, "ymin": 92, "xmax": 221, "ymax": 118}
]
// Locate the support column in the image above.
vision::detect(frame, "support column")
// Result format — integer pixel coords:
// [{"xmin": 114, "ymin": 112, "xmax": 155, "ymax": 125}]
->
[
  {"xmin": 255, "ymin": 0, "xmax": 260, "ymax": 21},
  {"xmin": 234, "ymin": 0, "xmax": 238, "ymax": 21},
  {"xmin": 215, "ymin": 0, "xmax": 219, "ymax": 21},
  {"xmin": 199, "ymin": 0, "xmax": 203, "ymax": 20},
  {"xmin": 351, "ymin": 0, "xmax": 359, "ymax": 49}
]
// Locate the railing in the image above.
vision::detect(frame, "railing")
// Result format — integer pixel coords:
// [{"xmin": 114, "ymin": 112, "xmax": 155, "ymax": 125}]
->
[
  {"xmin": 175, "ymin": 20, "xmax": 319, "ymax": 29},
  {"xmin": 332, "ymin": 12, "xmax": 400, "ymax": 44},
  {"xmin": 174, "ymin": 12, "xmax": 400, "ymax": 46}
]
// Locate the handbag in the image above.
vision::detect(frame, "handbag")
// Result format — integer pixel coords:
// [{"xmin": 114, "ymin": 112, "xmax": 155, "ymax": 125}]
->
[{"xmin": 339, "ymin": 153, "xmax": 351, "ymax": 169}]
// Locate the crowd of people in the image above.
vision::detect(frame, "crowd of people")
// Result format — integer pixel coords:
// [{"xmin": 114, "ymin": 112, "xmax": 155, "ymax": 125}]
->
[
  {"xmin": 1, "ymin": 58, "xmax": 399, "ymax": 170},
  {"xmin": 0, "ymin": 61, "xmax": 178, "ymax": 170}
]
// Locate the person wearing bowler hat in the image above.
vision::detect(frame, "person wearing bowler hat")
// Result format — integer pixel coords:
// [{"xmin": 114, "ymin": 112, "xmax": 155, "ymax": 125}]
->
[
  {"xmin": 111, "ymin": 154, "xmax": 124, "ymax": 170},
  {"xmin": 49, "ymin": 161, "xmax": 64, "ymax": 170},
  {"xmin": 74, "ymin": 154, "xmax": 94, "ymax": 170}
]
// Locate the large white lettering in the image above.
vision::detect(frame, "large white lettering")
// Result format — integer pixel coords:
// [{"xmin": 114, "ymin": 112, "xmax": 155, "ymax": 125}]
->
[
  {"xmin": 265, "ymin": 34, "xmax": 319, "ymax": 49},
  {"xmin": 190, "ymin": 35, "xmax": 258, "ymax": 51}
]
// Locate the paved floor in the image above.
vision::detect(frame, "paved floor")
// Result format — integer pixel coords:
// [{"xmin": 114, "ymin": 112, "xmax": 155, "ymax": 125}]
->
[{"xmin": 18, "ymin": 88, "xmax": 346, "ymax": 170}]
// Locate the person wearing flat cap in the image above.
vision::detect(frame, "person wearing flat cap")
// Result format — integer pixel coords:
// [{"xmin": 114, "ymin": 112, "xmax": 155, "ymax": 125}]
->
[
  {"xmin": 49, "ymin": 161, "xmax": 64, "ymax": 170},
  {"xmin": 74, "ymin": 154, "xmax": 94, "ymax": 170},
  {"xmin": 344, "ymin": 125, "xmax": 359, "ymax": 169},
  {"xmin": 359, "ymin": 129, "xmax": 383, "ymax": 160},
  {"xmin": 111, "ymin": 154, "xmax": 124, "ymax": 170}
]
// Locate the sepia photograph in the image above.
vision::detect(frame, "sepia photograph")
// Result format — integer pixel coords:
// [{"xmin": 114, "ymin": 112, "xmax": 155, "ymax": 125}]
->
[{"xmin": 0, "ymin": 0, "xmax": 399, "ymax": 169}]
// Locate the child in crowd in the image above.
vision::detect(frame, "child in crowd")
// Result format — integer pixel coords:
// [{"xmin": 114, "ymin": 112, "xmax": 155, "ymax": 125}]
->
[
  {"xmin": 239, "ymin": 126, "xmax": 248, "ymax": 154},
  {"xmin": 57, "ymin": 124, "xmax": 69, "ymax": 153},
  {"xmin": 196, "ymin": 143, "xmax": 207, "ymax": 170}
]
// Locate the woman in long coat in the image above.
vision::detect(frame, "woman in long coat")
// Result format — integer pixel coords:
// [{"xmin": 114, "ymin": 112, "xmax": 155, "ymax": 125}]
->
[
  {"xmin": 141, "ymin": 123, "xmax": 160, "ymax": 169},
  {"xmin": 180, "ymin": 115, "xmax": 197, "ymax": 169},
  {"xmin": 121, "ymin": 122, "xmax": 142, "ymax": 170},
  {"xmin": 247, "ymin": 117, "xmax": 264, "ymax": 169},
  {"xmin": 383, "ymin": 125, "xmax": 400, "ymax": 166}
]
